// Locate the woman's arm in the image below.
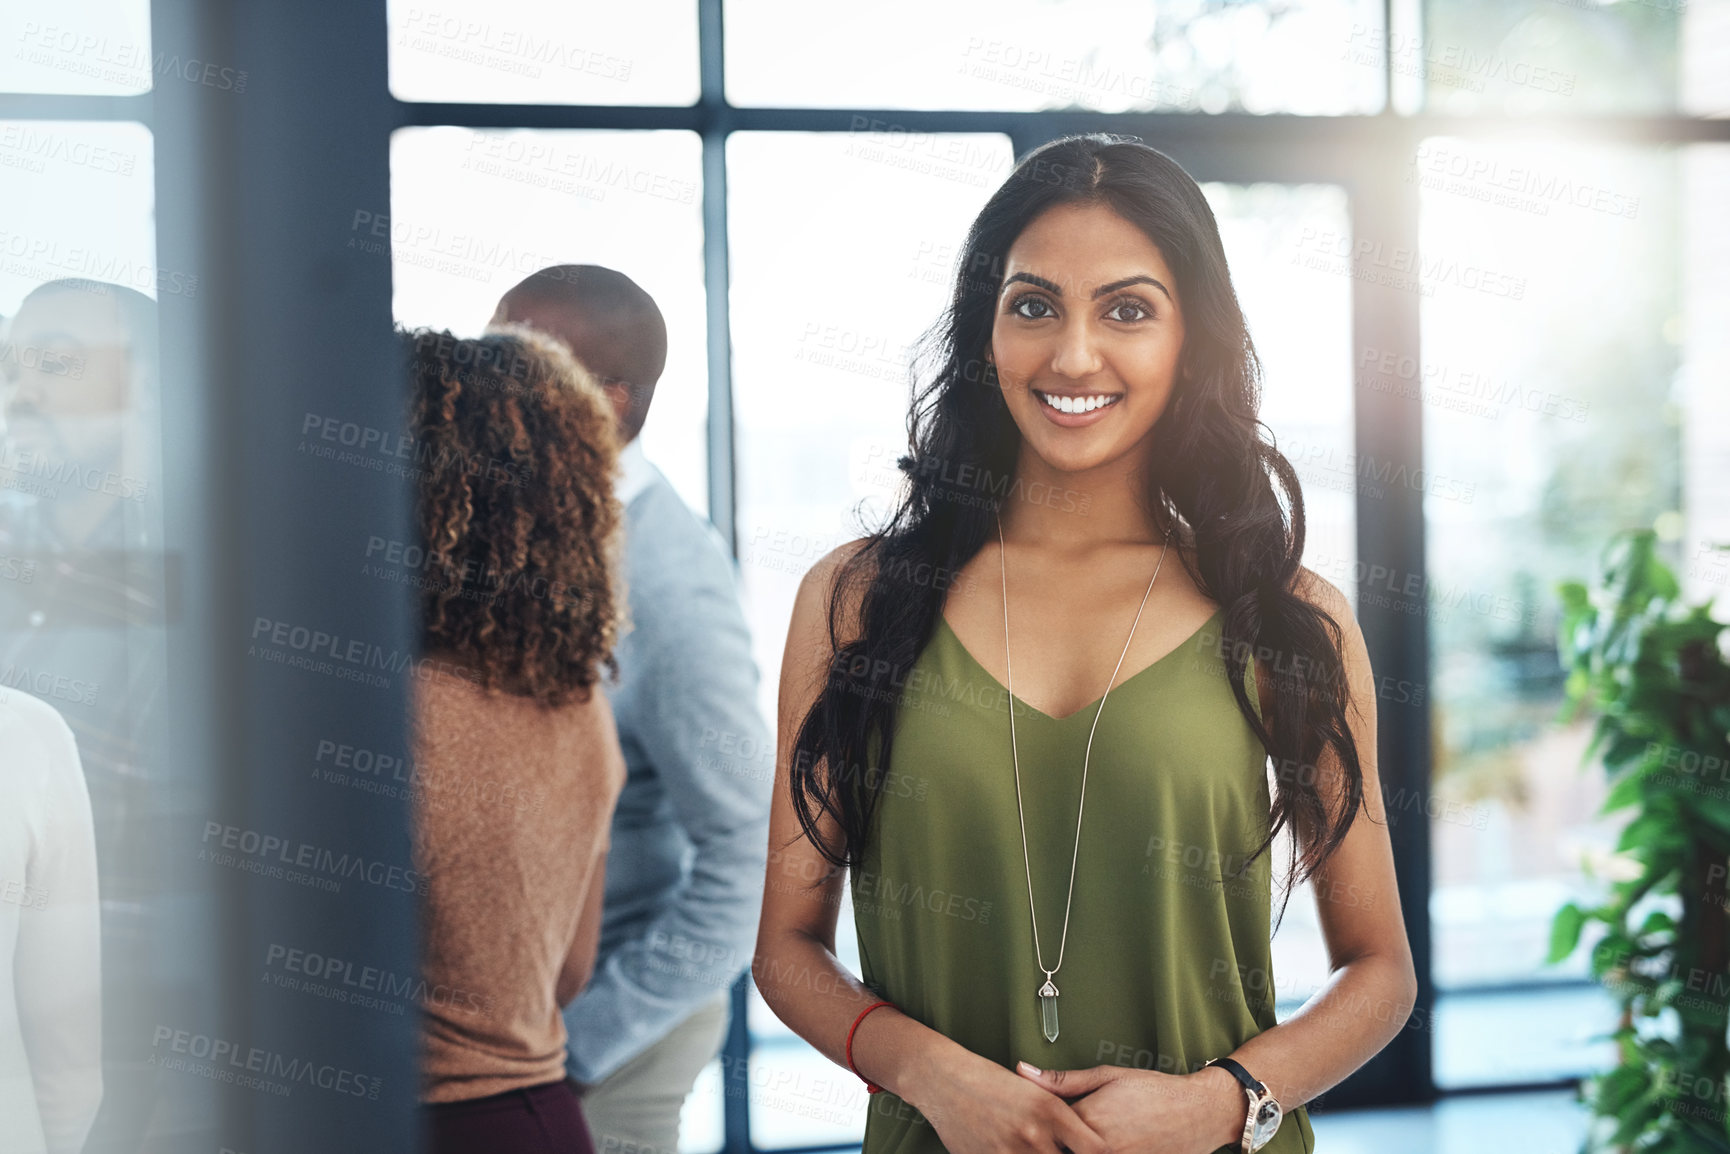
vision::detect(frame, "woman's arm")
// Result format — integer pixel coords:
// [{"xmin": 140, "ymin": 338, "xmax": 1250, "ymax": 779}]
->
[
  {"xmin": 1209, "ymin": 569, "xmax": 1419, "ymax": 1114},
  {"xmin": 752, "ymin": 542, "xmax": 1107, "ymax": 1154}
]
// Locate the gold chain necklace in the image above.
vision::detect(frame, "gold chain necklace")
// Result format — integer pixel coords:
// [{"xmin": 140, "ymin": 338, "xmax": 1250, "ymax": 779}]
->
[{"xmin": 996, "ymin": 509, "xmax": 1169, "ymax": 1043}]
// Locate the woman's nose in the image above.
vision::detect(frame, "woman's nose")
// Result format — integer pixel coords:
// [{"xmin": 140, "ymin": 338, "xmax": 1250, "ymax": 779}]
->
[{"xmin": 1048, "ymin": 320, "xmax": 1103, "ymax": 379}]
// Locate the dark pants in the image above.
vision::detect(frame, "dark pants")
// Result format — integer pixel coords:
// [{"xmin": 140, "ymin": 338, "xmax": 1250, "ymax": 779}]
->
[{"xmin": 425, "ymin": 1077, "xmax": 596, "ymax": 1154}]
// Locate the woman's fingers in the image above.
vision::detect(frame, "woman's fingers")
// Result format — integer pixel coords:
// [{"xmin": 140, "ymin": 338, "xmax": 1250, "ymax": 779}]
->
[
  {"xmin": 1017, "ymin": 1061, "xmax": 1119, "ymax": 1101},
  {"xmin": 1046, "ymin": 1097, "xmax": 1110, "ymax": 1154}
]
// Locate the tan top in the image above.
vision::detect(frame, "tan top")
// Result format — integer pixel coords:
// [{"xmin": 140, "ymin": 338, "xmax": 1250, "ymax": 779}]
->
[{"xmin": 410, "ymin": 665, "xmax": 626, "ymax": 1104}]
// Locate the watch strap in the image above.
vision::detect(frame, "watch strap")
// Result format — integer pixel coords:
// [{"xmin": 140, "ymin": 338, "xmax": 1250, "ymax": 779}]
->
[{"xmin": 1204, "ymin": 1055, "xmax": 1267, "ymax": 1098}]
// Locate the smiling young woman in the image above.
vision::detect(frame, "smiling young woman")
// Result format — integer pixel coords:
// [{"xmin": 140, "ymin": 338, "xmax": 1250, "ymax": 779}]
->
[{"xmin": 752, "ymin": 134, "xmax": 1417, "ymax": 1154}]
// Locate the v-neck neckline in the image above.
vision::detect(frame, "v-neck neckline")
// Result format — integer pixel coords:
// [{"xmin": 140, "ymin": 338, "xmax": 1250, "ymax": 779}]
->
[{"xmin": 934, "ymin": 606, "xmax": 1224, "ymax": 723}]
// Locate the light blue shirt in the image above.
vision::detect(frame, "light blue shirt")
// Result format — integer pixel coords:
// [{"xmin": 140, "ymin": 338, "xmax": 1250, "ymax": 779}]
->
[{"xmin": 564, "ymin": 437, "xmax": 773, "ymax": 1084}]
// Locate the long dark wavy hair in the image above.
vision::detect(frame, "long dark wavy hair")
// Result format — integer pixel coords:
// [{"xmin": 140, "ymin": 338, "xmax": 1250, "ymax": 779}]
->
[{"xmin": 788, "ymin": 133, "xmax": 1366, "ymax": 929}]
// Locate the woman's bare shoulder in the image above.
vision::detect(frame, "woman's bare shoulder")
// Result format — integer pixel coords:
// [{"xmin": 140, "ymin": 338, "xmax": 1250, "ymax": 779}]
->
[
  {"xmin": 790, "ymin": 536, "xmax": 879, "ymax": 647},
  {"xmin": 1290, "ymin": 565, "xmax": 1359, "ymax": 635}
]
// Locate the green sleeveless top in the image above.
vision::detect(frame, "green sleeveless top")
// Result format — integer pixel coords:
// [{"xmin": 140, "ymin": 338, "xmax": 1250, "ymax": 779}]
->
[{"xmin": 851, "ymin": 605, "xmax": 1315, "ymax": 1154}]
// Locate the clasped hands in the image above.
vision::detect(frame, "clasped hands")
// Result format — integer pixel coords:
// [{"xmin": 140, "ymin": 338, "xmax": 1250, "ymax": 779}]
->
[{"xmin": 919, "ymin": 1053, "xmax": 1242, "ymax": 1154}]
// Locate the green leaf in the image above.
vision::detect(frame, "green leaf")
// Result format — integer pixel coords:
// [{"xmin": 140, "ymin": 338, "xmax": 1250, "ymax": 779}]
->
[
  {"xmin": 1596, "ymin": 1063, "xmax": 1650, "ymax": 1115},
  {"xmin": 1590, "ymin": 932, "xmax": 1638, "ymax": 980},
  {"xmin": 1638, "ymin": 910, "xmax": 1677, "ymax": 936},
  {"xmin": 1616, "ymin": 811, "xmax": 1669, "ymax": 855},
  {"xmin": 1604, "ymin": 731, "xmax": 1658, "ymax": 773},
  {"xmin": 1687, "ymin": 791, "xmax": 1730, "ymax": 838},
  {"xmin": 1601, "ymin": 769, "xmax": 1649, "ymax": 815},
  {"xmin": 1608, "ymin": 1093, "xmax": 1665, "ymax": 1147},
  {"xmin": 1549, "ymin": 902, "xmax": 1589, "ymax": 964}
]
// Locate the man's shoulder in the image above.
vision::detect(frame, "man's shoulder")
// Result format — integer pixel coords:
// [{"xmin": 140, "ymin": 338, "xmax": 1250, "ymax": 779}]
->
[{"xmin": 626, "ymin": 472, "xmax": 735, "ymax": 583}]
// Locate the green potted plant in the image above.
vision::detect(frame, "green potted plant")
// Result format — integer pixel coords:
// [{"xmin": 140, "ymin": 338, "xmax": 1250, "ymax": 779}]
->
[{"xmin": 1547, "ymin": 528, "xmax": 1730, "ymax": 1152}]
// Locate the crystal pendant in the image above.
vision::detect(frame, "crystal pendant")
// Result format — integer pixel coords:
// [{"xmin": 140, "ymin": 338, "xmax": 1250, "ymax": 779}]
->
[{"xmin": 1038, "ymin": 978, "xmax": 1060, "ymax": 1042}]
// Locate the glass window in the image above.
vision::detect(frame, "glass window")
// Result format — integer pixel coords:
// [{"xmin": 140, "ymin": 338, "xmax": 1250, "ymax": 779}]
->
[
  {"xmin": 1415, "ymin": 136, "xmax": 1682, "ymax": 1082},
  {"xmin": 0, "ymin": 0, "xmax": 154, "ymax": 95},
  {"xmin": 1681, "ymin": 3, "xmax": 1730, "ymax": 117},
  {"xmin": 386, "ymin": 0, "xmax": 700, "ymax": 106},
  {"xmin": 726, "ymin": 0, "xmax": 1386, "ymax": 114},
  {"xmin": 387, "ymin": 126, "xmax": 710, "ymax": 516},
  {"xmin": 1680, "ymin": 145, "xmax": 1730, "ymax": 605},
  {"xmin": 1434, "ymin": 985, "xmax": 1618, "ymax": 1088},
  {"xmin": 1415, "ymin": 0, "xmax": 1699, "ymax": 115},
  {"xmin": 679, "ymin": 1056, "xmax": 727, "ymax": 1152},
  {"xmin": 0, "ymin": 121, "xmax": 158, "ymax": 298}
]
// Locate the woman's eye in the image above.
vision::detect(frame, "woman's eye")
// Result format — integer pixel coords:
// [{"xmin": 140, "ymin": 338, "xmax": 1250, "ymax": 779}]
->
[
  {"xmin": 1107, "ymin": 300, "xmax": 1151, "ymax": 323},
  {"xmin": 1012, "ymin": 296, "xmax": 1054, "ymax": 319}
]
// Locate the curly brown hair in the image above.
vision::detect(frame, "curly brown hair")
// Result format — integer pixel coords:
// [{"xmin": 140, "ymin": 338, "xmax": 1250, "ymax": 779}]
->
[{"xmin": 401, "ymin": 324, "xmax": 627, "ymax": 707}]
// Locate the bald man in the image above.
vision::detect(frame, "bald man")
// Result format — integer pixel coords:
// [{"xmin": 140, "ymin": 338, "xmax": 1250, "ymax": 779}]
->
[
  {"xmin": 492, "ymin": 267, "xmax": 771, "ymax": 1154},
  {"xmin": 494, "ymin": 265, "xmax": 664, "ymax": 444}
]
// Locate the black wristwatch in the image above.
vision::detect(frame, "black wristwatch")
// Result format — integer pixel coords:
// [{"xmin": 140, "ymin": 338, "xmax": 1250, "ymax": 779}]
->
[{"xmin": 1202, "ymin": 1056, "xmax": 1283, "ymax": 1153}]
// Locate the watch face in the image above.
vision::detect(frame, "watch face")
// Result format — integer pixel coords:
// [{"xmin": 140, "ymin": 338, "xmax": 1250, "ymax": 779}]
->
[{"xmin": 1249, "ymin": 1099, "xmax": 1283, "ymax": 1149}]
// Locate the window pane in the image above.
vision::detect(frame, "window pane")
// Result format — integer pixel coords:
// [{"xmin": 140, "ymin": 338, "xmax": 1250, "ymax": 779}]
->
[
  {"xmin": 1, "ymin": 0, "xmax": 153, "ymax": 95},
  {"xmin": 386, "ymin": 0, "xmax": 699, "ymax": 106},
  {"xmin": 1682, "ymin": 146, "xmax": 1730, "ymax": 604},
  {"xmin": 0, "ymin": 119, "xmax": 167, "ymax": 1148},
  {"xmin": 1416, "ymin": 0, "xmax": 1709, "ymax": 115},
  {"xmin": 1683, "ymin": 2, "xmax": 1730, "ymax": 116},
  {"xmin": 387, "ymin": 127, "xmax": 709, "ymax": 516},
  {"xmin": 727, "ymin": 0, "xmax": 1385, "ymax": 114},
  {"xmin": 1417, "ymin": 136, "xmax": 1684, "ymax": 1084},
  {"xmin": 678, "ymin": 1054, "xmax": 726, "ymax": 1152}
]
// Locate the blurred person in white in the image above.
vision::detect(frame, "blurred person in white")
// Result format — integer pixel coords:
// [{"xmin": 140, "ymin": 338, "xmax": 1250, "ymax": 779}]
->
[
  {"xmin": 0, "ymin": 280, "xmax": 167, "ymax": 1152},
  {"xmin": 0, "ymin": 688, "xmax": 103, "ymax": 1154},
  {"xmin": 492, "ymin": 266, "xmax": 772, "ymax": 1154}
]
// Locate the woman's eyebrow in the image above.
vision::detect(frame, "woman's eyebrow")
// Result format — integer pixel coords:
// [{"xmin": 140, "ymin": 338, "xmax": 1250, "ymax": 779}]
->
[
  {"xmin": 1002, "ymin": 271, "xmax": 1172, "ymax": 303},
  {"xmin": 1095, "ymin": 274, "xmax": 1173, "ymax": 303},
  {"xmin": 1003, "ymin": 272, "xmax": 1063, "ymax": 295}
]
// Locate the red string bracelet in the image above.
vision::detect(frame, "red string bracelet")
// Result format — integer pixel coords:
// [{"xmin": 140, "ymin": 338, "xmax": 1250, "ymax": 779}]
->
[{"xmin": 846, "ymin": 999, "xmax": 894, "ymax": 1094}]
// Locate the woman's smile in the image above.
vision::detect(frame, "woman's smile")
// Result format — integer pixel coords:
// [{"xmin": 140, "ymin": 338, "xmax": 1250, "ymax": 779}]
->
[{"xmin": 1033, "ymin": 388, "xmax": 1123, "ymax": 427}]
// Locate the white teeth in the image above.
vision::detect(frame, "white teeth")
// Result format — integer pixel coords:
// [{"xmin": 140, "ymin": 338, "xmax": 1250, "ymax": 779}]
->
[{"xmin": 1039, "ymin": 391, "xmax": 1117, "ymax": 415}]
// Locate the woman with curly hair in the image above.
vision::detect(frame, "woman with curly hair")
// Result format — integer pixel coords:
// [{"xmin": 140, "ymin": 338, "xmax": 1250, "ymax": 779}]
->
[
  {"xmin": 402, "ymin": 323, "xmax": 628, "ymax": 1154},
  {"xmin": 754, "ymin": 134, "xmax": 1418, "ymax": 1154}
]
